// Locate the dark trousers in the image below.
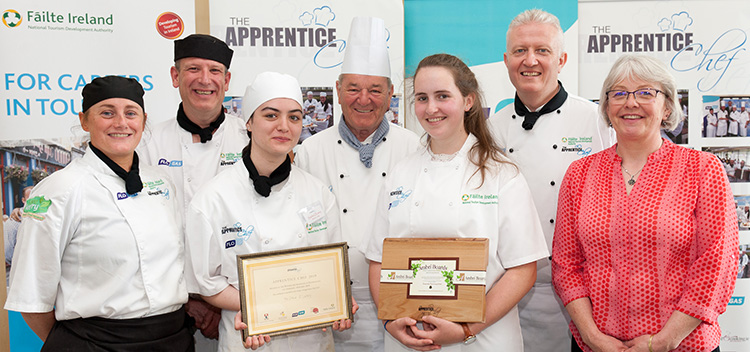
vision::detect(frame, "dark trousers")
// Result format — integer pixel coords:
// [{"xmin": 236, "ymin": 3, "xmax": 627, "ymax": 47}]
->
[{"xmin": 572, "ymin": 338, "xmax": 719, "ymax": 352}]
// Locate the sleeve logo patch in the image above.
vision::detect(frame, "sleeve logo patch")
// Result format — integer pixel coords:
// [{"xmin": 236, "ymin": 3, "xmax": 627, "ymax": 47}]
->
[{"xmin": 22, "ymin": 195, "xmax": 51, "ymax": 220}]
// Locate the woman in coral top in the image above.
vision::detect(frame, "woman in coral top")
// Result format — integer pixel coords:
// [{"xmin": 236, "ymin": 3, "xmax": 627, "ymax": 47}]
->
[{"xmin": 551, "ymin": 54, "xmax": 738, "ymax": 352}]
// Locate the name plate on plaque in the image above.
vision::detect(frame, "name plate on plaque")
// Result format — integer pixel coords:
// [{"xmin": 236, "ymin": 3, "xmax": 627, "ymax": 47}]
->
[{"xmin": 378, "ymin": 238, "xmax": 488, "ymax": 323}]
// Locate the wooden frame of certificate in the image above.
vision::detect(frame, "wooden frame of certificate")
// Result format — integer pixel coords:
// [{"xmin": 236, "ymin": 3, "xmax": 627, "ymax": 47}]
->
[
  {"xmin": 378, "ymin": 238, "xmax": 488, "ymax": 322},
  {"xmin": 237, "ymin": 242, "xmax": 353, "ymax": 339}
]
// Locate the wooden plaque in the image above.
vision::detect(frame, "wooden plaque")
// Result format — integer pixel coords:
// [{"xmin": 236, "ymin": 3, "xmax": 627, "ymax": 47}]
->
[{"xmin": 378, "ymin": 238, "xmax": 488, "ymax": 323}]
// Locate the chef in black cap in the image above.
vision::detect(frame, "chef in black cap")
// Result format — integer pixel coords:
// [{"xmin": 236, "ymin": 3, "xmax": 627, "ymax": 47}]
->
[
  {"xmin": 5, "ymin": 76, "xmax": 193, "ymax": 351},
  {"xmin": 137, "ymin": 34, "xmax": 248, "ymax": 349}
]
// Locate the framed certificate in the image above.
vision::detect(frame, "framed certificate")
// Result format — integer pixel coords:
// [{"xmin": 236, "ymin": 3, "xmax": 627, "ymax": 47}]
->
[
  {"xmin": 237, "ymin": 242, "xmax": 353, "ymax": 339},
  {"xmin": 378, "ymin": 238, "xmax": 488, "ymax": 322}
]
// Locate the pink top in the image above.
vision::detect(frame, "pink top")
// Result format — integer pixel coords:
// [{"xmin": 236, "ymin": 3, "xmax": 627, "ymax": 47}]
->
[{"xmin": 552, "ymin": 139, "xmax": 738, "ymax": 351}]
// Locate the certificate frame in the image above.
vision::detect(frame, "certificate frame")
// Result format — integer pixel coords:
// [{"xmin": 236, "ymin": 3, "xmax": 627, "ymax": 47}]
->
[{"xmin": 237, "ymin": 242, "xmax": 353, "ymax": 339}]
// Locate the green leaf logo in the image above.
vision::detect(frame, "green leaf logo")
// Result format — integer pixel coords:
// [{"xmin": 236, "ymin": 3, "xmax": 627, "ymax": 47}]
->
[{"xmin": 23, "ymin": 196, "xmax": 52, "ymax": 214}]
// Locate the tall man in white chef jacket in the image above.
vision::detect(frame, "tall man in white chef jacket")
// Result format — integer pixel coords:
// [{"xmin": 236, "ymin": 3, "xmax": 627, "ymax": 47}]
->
[
  {"xmin": 295, "ymin": 17, "xmax": 420, "ymax": 352},
  {"xmin": 138, "ymin": 34, "xmax": 249, "ymax": 351},
  {"xmin": 487, "ymin": 9, "xmax": 613, "ymax": 352}
]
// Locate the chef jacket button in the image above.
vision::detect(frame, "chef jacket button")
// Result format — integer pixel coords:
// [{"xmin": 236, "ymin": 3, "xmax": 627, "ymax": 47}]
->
[
  {"xmin": 549, "ymin": 219, "xmax": 555, "ymax": 224},
  {"xmin": 343, "ymin": 208, "xmax": 348, "ymax": 214},
  {"xmin": 382, "ymin": 137, "xmax": 387, "ymax": 142},
  {"xmin": 340, "ymin": 174, "xmax": 344, "ymax": 179},
  {"xmin": 508, "ymin": 148, "xmax": 514, "ymax": 153},
  {"xmin": 550, "ymin": 181, "xmax": 556, "ymax": 186},
  {"xmin": 512, "ymin": 114, "xmax": 516, "ymax": 119},
  {"xmin": 424, "ymin": 168, "xmax": 428, "ymax": 173},
  {"xmin": 264, "ymin": 240, "xmax": 270, "ymax": 244},
  {"xmin": 415, "ymin": 202, "xmax": 420, "ymax": 206},
  {"xmin": 337, "ymin": 140, "xmax": 342, "ymax": 144},
  {"xmin": 187, "ymin": 178, "xmax": 192, "ymax": 182},
  {"xmin": 288, "ymin": 194, "xmax": 292, "ymax": 199},
  {"xmin": 557, "ymin": 110, "xmax": 561, "ymax": 114},
  {"xmin": 548, "ymin": 256, "xmax": 552, "ymax": 260},
  {"xmin": 382, "ymin": 172, "xmax": 386, "ymax": 177},
  {"xmin": 552, "ymin": 144, "xmax": 558, "ymax": 149},
  {"xmin": 298, "ymin": 234, "xmax": 303, "ymax": 238},
  {"xmin": 449, "ymin": 202, "xmax": 453, "ymax": 206}
]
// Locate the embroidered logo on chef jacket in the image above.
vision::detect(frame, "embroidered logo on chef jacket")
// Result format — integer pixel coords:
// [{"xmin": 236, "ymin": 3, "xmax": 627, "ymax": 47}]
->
[
  {"xmin": 146, "ymin": 188, "xmax": 170, "ymax": 200},
  {"xmin": 461, "ymin": 193, "xmax": 498, "ymax": 205},
  {"xmin": 219, "ymin": 152, "xmax": 241, "ymax": 166},
  {"xmin": 116, "ymin": 192, "xmax": 138, "ymax": 200},
  {"xmin": 157, "ymin": 158, "xmax": 183, "ymax": 167},
  {"xmin": 388, "ymin": 186, "xmax": 412, "ymax": 209},
  {"xmin": 224, "ymin": 222, "xmax": 254, "ymax": 249},
  {"xmin": 561, "ymin": 136, "xmax": 594, "ymax": 156},
  {"xmin": 22, "ymin": 195, "xmax": 52, "ymax": 221}
]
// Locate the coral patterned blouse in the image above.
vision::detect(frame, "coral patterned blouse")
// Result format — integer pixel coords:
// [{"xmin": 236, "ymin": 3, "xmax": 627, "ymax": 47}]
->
[{"xmin": 552, "ymin": 139, "xmax": 738, "ymax": 352}]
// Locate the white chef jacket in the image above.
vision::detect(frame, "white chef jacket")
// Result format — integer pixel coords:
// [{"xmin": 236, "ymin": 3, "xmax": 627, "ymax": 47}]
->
[
  {"xmin": 364, "ymin": 134, "xmax": 548, "ymax": 352},
  {"xmin": 488, "ymin": 94, "xmax": 613, "ymax": 352},
  {"xmin": 137, "ymin": 114, "xmax": 249, "ymax": 212},
  {"xmin": 718, "ymin": 110, "xmax": 729, "ymax": 136},
  {"xmin": 295, "ymin": 122, "xmax": 420, "ymax": 352},
  {"xmin": 739, "ymin": 111, "xmax": 750, "ymax": 137},
  {"xmin": 5, "ymin": 148, "xmax": 186, "ymax": 320},
  {"xmin": 730, "ymin": 110, "xmax": 741, "ymax": 135},
  {"xmin": 706, "ymin": 114, "xmax": 718, "ymax": 137},
  {"xmin": 304, "ymin": 99, "xmax": 322, "ymax": 113},
  {"xmin": 185, "ymin": 162, "xmax": 341, "ymax": 352}
]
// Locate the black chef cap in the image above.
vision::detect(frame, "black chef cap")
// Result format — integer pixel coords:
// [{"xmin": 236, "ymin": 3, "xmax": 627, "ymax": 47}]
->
[
  {"xmin": 82, "ymin": 76, "xmax": 145, "ymax": 112},
  {"xmin": 174, "ymin": 34, "xmax": 233, "ymax": 69}
]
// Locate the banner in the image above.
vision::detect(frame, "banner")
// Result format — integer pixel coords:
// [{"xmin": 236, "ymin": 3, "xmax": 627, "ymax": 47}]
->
[
  {"xmin": 1, "ymin": 2, "xmax": 194, "ymax": 349},
  {"xmin": 209, "ymin": 0, "xmax": 404, "ymax": 130},
  {"xmin": 579, "ymin": 1, "xmax": 750, "ymax": 350}
]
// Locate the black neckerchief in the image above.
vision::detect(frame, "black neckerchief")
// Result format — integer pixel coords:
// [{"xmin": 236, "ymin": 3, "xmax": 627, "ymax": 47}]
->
[
  {"xmin": 241, "ymin": 144, "xmax": 291, "ymax": 197},
  {"xmin": 176, "ymin": 103, "xmax": 226, "ymax": 143},
  {"xmin": 89, "ymin": 142, "xmax": 143, "ymax": 195},
  {"xmin": 514, "ymin": 81, "xmax": 568, "ymax": 130}
]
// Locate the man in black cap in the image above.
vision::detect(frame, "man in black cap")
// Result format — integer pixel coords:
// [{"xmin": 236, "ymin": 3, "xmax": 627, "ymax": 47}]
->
[{"xmin": 138, "ymin": 34, "xmax": 249, "ymax": 350}]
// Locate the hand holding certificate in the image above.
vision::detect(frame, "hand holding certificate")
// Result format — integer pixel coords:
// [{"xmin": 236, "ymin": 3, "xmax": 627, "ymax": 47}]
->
[{"xmin": 237, "ymin": 242, "xmax": 354, "ymax": 341}]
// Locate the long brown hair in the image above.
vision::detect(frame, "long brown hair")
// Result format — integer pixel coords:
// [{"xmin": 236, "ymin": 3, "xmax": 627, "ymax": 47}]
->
[{"xmin": 413, "ymin": 53, "xmax": 512, "ymax": 186}]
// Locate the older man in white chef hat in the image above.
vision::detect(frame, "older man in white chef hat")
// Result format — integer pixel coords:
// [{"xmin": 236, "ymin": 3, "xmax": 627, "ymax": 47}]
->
[{"xmin": 295, "ymin": 16, "xmax": 419, "ymax": 352}]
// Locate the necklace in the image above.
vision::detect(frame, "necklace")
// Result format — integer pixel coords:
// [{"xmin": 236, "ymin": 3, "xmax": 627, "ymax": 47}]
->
[{"xmin": 621, "ymin": 164, "xmax": 643, "ymax": 186}]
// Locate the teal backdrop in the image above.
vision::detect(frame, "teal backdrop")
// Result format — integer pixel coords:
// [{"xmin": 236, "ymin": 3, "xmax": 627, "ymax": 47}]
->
[{"xmin": 403, "ymin": 0, "xmax": 578, "ymax": 74}]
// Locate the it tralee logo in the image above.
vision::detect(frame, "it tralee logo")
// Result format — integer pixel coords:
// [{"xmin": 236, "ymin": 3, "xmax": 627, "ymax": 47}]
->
[{"xmin": 3, "ymin": 9, "xmax": 22, "ymax": 28}]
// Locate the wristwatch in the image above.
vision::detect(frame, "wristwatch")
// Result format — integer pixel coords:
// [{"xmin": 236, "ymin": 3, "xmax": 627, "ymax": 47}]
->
[{"xmin": 460, "ymin": 323, "xmax": 476, "ymax": 345}]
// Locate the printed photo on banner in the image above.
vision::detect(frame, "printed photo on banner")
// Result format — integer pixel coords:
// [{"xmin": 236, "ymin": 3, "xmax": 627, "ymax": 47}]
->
[
  {"xmin": 300, "ymin": 87, "xmax": 335, "ymax": 144},
  {"xmin": 388, "ymin": 95, "xmax": 401, "ymax": 126},
  {"xmin": 733, "ymin": 194, "xmax": 750, "ymax": 232},
  {"xmin": 1, "ymin": 138, "xmax": 84, "ymax": 282},
  {"xmin": 739, "ymin": 244, "xmax": 750, "ymax": 279},
  {"xmin": 703, "ymin": 147, "xmax": 750, "ymax": 183},
  {"xmin": 702, "ymin": 96, "xmax": 750, "ymax": 139},
  {"xmin": 223, "ymin": 97, "xmax": 243, "ymax": 120},
  {"xmin": 662, "ymin": 89, "xmax": 688, "ymax": 144}
]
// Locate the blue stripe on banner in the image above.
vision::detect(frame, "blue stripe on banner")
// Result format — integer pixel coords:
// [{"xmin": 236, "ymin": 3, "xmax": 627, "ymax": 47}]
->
[{"xmin": 404, "ymin": 0, "xmax": 578, "ymax": 74}]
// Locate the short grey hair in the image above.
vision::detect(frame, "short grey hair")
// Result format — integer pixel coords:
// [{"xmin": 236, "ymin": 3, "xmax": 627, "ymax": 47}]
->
[
  {"xmin": 599, "ymin": 54, "xmax": 681, "ymax": 131},
  {"xmin": 506, "ymin": 9, "xmax": 565, "ymax": 56}
]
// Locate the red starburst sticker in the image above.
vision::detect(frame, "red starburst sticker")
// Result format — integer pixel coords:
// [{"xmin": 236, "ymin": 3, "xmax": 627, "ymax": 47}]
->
[{"xmin": 155, "ymin": 12, "xmax": 184, "ymax": 40}]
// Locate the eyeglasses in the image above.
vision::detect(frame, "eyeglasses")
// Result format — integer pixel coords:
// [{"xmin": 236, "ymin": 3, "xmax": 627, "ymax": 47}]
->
[{"xmin": 606, "ymin": 88, "xmax": 663, "ymax": 104}]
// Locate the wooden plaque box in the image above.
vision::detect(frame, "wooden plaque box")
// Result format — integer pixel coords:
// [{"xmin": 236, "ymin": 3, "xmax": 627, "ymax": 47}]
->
[{"xmin": 377, "ymin": 237, "xmax": 488, "ymax": 323}]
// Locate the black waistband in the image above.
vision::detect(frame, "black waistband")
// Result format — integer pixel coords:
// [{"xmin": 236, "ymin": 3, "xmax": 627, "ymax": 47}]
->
[{"xmin": 42, "ymin": 306, "xmax": 194, "ymax": 352}]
